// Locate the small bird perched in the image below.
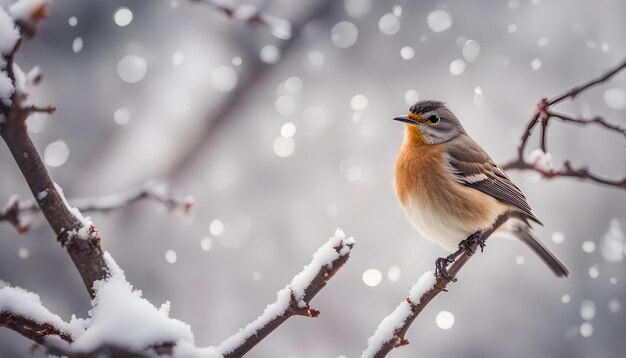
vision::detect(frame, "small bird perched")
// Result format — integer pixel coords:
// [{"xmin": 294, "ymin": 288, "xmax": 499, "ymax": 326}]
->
[{"xmin": 393, "ymin": 100, "xmax": 569, "ymax": 279}]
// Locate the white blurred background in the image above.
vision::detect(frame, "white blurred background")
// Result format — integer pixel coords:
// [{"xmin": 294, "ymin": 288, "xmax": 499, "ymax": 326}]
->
[{"xmin": 1, "ymin": 0, "xmax": 625, "ymax": 356}]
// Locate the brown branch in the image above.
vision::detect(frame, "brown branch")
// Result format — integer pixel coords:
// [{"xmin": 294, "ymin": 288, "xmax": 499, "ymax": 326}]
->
[
  {"xmin": 501, "ymin": 58, "xmax": 626, "ymax": 190},
  {"xmin": 41, "ymin": 343, "xmax": 154, "ymax": 358},
  {"xmin": 0, "ymin": 312, "xmax": 152, "ymax": 358},
  {"xmin": 217, "ymin": 232, "xmax": 355, "ymax": 358},
  {"xmin": 0, "ymin": 196, "xmax": 28, "ymax": 233},
  {"xmin": 547, "ymin": 110, "xmax": 626, "ymax": 137},
  {"xmin": 1, "ymin": 182, "xmax": 194, "ymax": 233},
  {"xmin": 548, "ymin": 58, "xmax": 626, "ymax": 105},
  {"xmin": 0, "ymin": 7, "xmax": 107, "ymax": 297},
  {"xmin": 362, "ymin": 214, "xmax": 511, "ymax": 358},
  {"xmin": 0, "ymin": 312, "xmax": 71, "ymax": 345},
  {"xmin": 503, "ymin": 159, "xmax": 626, "ymax": 188}
]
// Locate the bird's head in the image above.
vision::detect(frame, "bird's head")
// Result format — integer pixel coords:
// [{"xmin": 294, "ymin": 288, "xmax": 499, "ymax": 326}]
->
[{"xmin": 393, "ymin": 100, "xmax": 465, "ymax": 145}]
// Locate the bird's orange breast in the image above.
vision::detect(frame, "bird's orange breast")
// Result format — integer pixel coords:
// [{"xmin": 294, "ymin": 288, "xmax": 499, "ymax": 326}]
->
[
  {"xmin": 394, "ymin": 125, "xmax": 506, "ymax": 233},
  {"xmin": 394, "ymin": 134, "xmax": 448, "ymax": 207}
]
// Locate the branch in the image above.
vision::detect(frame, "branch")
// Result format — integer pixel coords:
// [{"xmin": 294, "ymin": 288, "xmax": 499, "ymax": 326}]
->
[
  {"xmin": 501, "ymin": 58, "xmax": 626, "ymax": 190},
  {"xmin": 217, "ymin": 230, "xmax": 355, "ymax": 358},
  {"xmin": 0, "ymin": 284, "xmax": 72, "ymax": 346},
  {"xmin": 2, "ymin": 181, "xmax": 194, "ymax": 233},
  {"xmin": 547, "ymin": 110, "xmax": 626, "ymax": 137},
  {"xmin": 189, "ymin": 0, "xmax": 292, "ymax": 40},
  {"xmin": 0, "ymin": 312, "xmax": 71, "ymax": 346},
  {"xmin": 0, "ymin": 1, "xmax": 107, "ymax": 297},
  {"xmin": 41, "ymin": 342, "xmax": 155, "ymax": 358},
  {"xmin": 548, "ymin": 58, "xmax": 626, "ymax": 105},
  {"xmin": 0, "ymin": 195, "xmax": 28, "ymax": 233},
  {"xmin": 503, "ymin": 158, "xmax": 626, "ymax": 189},
  {"xmin": 362, "ymin": 214, "xmax": 510, "ymax": 358}
]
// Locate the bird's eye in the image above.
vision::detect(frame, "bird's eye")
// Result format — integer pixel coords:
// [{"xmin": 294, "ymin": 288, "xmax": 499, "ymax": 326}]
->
[{"xmin": 428, "ymin": 114, "xmax": 440, "ymax": 124}]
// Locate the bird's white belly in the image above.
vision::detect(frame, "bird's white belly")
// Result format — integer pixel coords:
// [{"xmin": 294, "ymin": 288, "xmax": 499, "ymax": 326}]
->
[{"xmin": 404, "ymin": 198, "xmax": 475, "ymax": 252}]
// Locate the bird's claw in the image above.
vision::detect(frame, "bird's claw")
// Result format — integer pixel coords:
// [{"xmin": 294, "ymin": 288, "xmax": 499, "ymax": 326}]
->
[
  {"xmin": 435, "ymin": 256, "xmax": 457, "ymax": 282},
  {"xmin": 459, "ymin": 232, "xmax": 486, "ymax": 256}
]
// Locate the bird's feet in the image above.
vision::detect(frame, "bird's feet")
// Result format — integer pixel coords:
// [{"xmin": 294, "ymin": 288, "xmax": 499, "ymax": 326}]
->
[
  {"xmin": 459, "ymin": 231, "xmax": 486, "ymax": 256},
  {"xmin": 435, "ymin": 255, "xmax": 457, "ymax": 282}
]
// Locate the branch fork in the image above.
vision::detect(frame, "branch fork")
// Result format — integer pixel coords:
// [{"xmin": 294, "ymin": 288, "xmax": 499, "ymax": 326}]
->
[{"xmin": 502, "ymin": 57, "xmax": 626, "ymax": 190}]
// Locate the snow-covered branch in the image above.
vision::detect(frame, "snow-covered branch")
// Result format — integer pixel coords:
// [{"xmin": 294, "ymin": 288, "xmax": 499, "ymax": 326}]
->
[
  {"xmin": 1, "ymin": 231, "xmax": 353, "ymax": 358},
  {"xmin": 0, "ymin": 0, "xmax": 107, "ymax": 297},
  {"xmin": 217, "ymin": 229, "xmax": 355, "ymax": 358},
  {"xmin": 1, "ymin": 181, "xmax": 194, "ymax": 234},
  {"xmin": 361, "ymin": 214, "xmax": 510, "ymax": 358},
  {"xmin": 189, "ymin": 0, "xmax": 292, "ymax": 40},
  {"xmin": 0, "ymin": 284, "xmax": 73, "ymax": 345},
  {"xmin": 501, "ymin": 57, "xmax": 626, "ymax": 190},
  {"xmin": 0, "ymin": 256, "xmax": 204, "ymax": 358}
]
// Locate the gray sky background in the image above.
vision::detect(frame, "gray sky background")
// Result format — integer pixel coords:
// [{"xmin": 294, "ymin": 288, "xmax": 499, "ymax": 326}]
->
[{"xmin": 1, "ymin": 0, "xmax": 625, "ymax": 357}]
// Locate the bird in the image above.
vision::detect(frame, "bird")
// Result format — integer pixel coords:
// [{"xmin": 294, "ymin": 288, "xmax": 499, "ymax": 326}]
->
[{"xmin": 393, "ymin": 100, "xmax": 569, "ymax": 279}]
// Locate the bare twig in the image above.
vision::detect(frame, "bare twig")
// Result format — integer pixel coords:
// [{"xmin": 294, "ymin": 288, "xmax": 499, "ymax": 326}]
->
[
  {"xmin": 0, "ymin": 3, "xmax": 107, "ymax": 297},
  {"xmin": 547, "ymin": 110, "xmax": 626, "ymax": 136},
  {"xmin": 218, "ymin": 231, "xmax": 355, "ymax": 358},
  {"xmin": 548, "ymin": 58, "xmax": 626, "ymax": 105},
  {"xmin": 0, "ymin": 195, "xmax": 28, "ymax": 233},
  {"xmin": 362, "ymin": 214, "xmax": 511, "ymax": 358},
  {"xmin": 501, "ymin": 58, "xmax": 626, "ymax": 190},
  {"xmin": 1, "ymin": 182, "xmax": 194, "ymax": 233}
]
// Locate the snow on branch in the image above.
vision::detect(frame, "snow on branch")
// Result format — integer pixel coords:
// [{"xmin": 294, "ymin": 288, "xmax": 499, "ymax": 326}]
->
[
  {"xmin": 0, "ymin": 283, "xmax": 74, "ymax": 345},
  {"xmin": 189, "ymin": 0, "xmax": 292, "ymax": 40},
  {"xmin": 217, "ymin": 229, "xmax": 355, "ymax": 358},
  {"xmin": 0, "ymin": 254, "xmax": 211, "ymax": 357},
  {"xmin": 501, "ymin": 57, "xmax": 626, "ymax": 190},
  {"xmin": 1, "ymin": 181, "xmax": 194, "ymax": 234},
  {"xmin": 0, "ymin": 230, "xmax": 353, "ymax": 358},
  {"xmin": 361, "ymin": 214, "xmax": 510, "ymax": 358},
  {"xmin": 0, "ymin": 0, "xmax": 107, "ymax": 297},
  {"xmin": 70, "ymin": 253, "xmax": 195, "ymax": 354}
]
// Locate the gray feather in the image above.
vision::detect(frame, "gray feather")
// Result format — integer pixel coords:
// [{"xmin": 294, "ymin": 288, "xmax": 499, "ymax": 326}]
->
[
  {"xmin": 446, "ymin": 134, "xmax": 542, "ymax": 224},
  {"xmin": 512, "ymin": 223, "xmax": 570, "ymax": 277}
]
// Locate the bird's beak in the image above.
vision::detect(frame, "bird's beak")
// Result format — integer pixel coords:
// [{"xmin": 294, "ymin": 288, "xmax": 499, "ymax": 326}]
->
[{"xmin": 393, "ymin": 115, "xmax": 418, "ymax": 124}]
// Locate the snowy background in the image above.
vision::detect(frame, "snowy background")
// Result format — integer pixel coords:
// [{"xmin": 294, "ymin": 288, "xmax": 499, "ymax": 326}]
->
[{"xmin": 1, "ymin": 0, "xmax": 625, "ymax": 356}]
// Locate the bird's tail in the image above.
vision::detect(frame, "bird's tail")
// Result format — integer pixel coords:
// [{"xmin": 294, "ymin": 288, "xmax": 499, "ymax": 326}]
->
[{"xmin": 512, "ymin": 224, "xmax": 570, "ymax": 277}]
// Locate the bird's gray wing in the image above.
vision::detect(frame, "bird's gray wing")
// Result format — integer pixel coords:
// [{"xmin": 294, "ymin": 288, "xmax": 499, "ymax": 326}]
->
[{"xmin": 445, "ymin": 134, "xmax": 541, "ymax": 224}]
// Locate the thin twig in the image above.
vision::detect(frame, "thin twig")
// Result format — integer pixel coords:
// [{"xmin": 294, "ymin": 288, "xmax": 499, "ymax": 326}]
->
[
  {"xmin": 547, "ymin": 110, "xmax": 626, "ymax": 137},
  {"xmin": 501, "ymin": 58, "xmax": 626, "ymax": 190},
  {"xmin": 548, "ymin": 58, "xmax": 626, "ymax": 105},
  {"xmin": 362, "ymin": 213, "xmax": 511, "ymax": 358},
  {"xmin": 1, "ymin": 182, "xmax": 194, "ymax": 233},
  {"xmin": 0, "ymin": 196, "xmax": 28, "ymax": 233}
]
